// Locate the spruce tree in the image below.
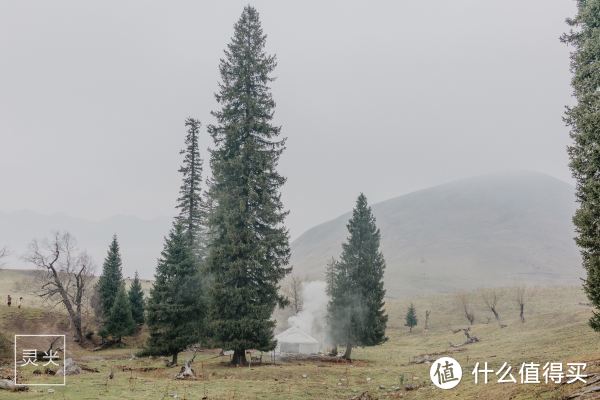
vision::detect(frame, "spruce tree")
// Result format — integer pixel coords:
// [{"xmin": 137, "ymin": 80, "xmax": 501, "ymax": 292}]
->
[
  {"xmin": 96, "ymin": 235, "xmax": 124, "ymax": 327},
  {"xmin": 143, "ymin": 222, "xmax": 205, "ymax": 365},
  {"xmin": 327, "ymin": 194, "xmax": 388, "ymax": 360},
  {"xmin": 206, "ymin": 6, "xmax": 290, "ymax": 365},
  {"xmin": 104, "ymin": 285, "xmax": 135, "ymax": 343},
  {"xmin": 176, "ymin": 118, "xmax": 207, "ymax": 260},
  {"xmin": 405, "ymin": 303, "xmax": 418, "ymax": 333},
  {"xmin": 563, "ymin": 0, "xmax": 600, "ymax": 330},
  {"xmin": 128, "ymin": 271, "xmax": 145, "ymax": 326}
]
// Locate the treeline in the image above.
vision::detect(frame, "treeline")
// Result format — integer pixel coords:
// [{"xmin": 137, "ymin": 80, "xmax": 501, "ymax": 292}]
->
[
  {"xmin": 22, "ymin": 5, "xmax": 390, "ymax": 365},
  {"xmin": 84, "ymin": 5, "xmax": 390, "ymax": 364},
  {"xmin": 93, "ymin": 6, "xmax": 290, "ymax": 366}
]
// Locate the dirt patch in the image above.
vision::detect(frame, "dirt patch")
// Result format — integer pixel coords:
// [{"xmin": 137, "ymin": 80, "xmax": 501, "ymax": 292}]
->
[
  {"xmin": 280, "ymin": 354, "xmax": 372, "ymax": 366},
  {"xmin": 119, "ymin": 366, "xmax": 161, "ymax": 373}
]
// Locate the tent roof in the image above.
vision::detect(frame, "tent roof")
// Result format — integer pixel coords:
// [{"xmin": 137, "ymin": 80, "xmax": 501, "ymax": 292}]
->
[{"xmin": 275, "ymin": 326, "xmax": 319, "ymax": 344}]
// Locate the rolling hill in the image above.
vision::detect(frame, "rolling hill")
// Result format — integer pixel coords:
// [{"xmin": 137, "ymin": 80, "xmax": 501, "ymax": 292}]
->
[{"xmin": 290, "ymin": 171, "xmax": 582, "ymax": 297}]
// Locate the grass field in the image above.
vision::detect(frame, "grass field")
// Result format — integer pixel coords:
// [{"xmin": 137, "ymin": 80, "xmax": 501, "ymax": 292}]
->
[{"xmin": 0, "ymin": 269, "xmax": 598, "ymax": 399}]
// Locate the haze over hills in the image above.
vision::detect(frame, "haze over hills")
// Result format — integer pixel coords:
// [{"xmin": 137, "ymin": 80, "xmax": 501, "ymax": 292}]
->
[
  {"xmin": 290, "ymin": 171, "xmax": 582, "ymax": 297},
  {"xmin": 0, "ymin": 171, "xmax": 582, "ymax": 296},
  {"xmin": 0, "ymin": 211, "xmax": 171, "ymax": 279}
]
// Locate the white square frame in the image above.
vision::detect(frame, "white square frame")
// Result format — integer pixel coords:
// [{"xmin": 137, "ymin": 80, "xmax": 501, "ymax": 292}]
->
[{"xmin": 14, "ymin": 334, "xmax": 66, "ymax": 386}]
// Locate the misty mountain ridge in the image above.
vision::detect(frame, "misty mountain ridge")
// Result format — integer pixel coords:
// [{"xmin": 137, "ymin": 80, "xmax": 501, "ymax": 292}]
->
[
  {"xmin": 0, "ymin": 171, "xmax": 582, "ymax": 296},
  {"xmin": 290, "ymin": 171, "xmax": 582, "ymax": 297},
  {"xmin": 0, "ymin": 210, "xmax": 172, "ymax": 279}
]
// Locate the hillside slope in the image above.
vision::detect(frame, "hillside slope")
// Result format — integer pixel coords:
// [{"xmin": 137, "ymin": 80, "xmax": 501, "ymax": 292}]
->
[{"xmin": 290, "ymin": 171, "xmax": 582, "ymax": 297}]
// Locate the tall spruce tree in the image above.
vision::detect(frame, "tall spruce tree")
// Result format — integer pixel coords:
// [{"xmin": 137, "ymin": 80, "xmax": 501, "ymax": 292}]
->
[
  {"xmin": 563, "ymin": 0, "xmax": 600, "ymax": 330},
  {"xmin": 128, "ymin": 271, "xmax": 145, "ymax": 326},
  {"xmin": 327, "ymin": 194, "xmax": 388, "ymax": 360},
  {"xmin": 405, "ymin": 303, "xmax": 418, "ymax": 333},
  {"xmin": 143, "ymin": 222, "xmax": 205, "ymax": 365},
  {"xmin": 206, "ymin": 6, "xmax": 290, "ymax": 365},
  {"xmin": 96, "ymin": 235, "xmax": 124, "ymax": 327},
  {"xmin": 176, "ymin": 118, "xmax": 207, "ymax": 260},
  {"xmin": 104, "ymin": 284, "xmax": 135, "ymax": 343}
]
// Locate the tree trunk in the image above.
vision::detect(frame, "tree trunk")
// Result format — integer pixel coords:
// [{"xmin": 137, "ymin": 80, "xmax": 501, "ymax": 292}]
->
[
  {"xmin": 520, "ymin": 304, "xmax": 525, "ymax": 323},
  {"xmin": 171, "ymin": 352, "xmax": 178, "ymax": 366},
  {"xmin": 342, "ymin": 343, "xmax": 352, "ymax": 360},
  {"xmin": 232, "ymin": 349, "xmax": 247, "ymax": 365},
  {"xmin": 491, "ymin": 307, "xmax": 500, "ymax": 321}
]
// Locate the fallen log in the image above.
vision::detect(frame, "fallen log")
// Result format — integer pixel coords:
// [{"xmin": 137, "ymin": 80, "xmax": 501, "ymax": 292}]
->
[
  {"xmin": 80, "ymin": 364, "xmax": 100, "ymax": 373},
  {"xmin": 449, "ymin": 327, "xmax": 480, "ymax": 348},
  {"xmin": 567, "ymin": 385, "xmax": 600, "ymax": 399}
]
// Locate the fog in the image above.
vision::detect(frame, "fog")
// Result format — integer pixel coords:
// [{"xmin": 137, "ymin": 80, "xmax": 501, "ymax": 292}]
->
[
  {"xmin": 288, "ymin": 281, "xmax": 329, "ymax": 342},
  {"xmin": 0, "ymin": 1, "xmax": 576, "ymax": 239}
]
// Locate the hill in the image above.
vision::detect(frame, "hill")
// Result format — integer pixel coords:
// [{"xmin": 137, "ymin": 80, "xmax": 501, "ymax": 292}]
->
[{"xmin": 290, "ymin": 171, "xmax": 582, "ymax": 297}]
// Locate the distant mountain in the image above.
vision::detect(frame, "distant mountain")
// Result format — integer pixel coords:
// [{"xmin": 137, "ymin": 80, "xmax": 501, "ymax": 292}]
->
[
  {"xmin": 290, "ymin": 171, "xmax": 582, "ymax": 297},
  {"xmin": 0, "ymin": 211, "xmax": 172, "ymax": 279}
]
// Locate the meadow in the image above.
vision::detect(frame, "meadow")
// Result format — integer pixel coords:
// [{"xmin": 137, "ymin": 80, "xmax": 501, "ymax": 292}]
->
[{"xmin": 0, "ymin": 269, "xmax": 598, "ymax": 399}]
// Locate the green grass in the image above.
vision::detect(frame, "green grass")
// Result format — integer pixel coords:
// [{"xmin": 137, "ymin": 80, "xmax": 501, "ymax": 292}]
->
[{"xmin": 0, "ymin": 278, "xmax": 598, "ymax": 399}]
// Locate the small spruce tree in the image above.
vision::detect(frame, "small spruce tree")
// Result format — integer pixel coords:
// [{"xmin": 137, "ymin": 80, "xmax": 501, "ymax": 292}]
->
[
  {"xmin": 128, "ymin": 271, "xmax": 145, "ymax": 326},
  {"xmin": 104, "ymin": 285, "xmax": 135, "ymax": 343},
  {"xmin": 143, "ymin": 223, "xmax": 205, "ymax": 365},
  {"xmin": 96, "ymin": 235, "xmax": 125, "ymax": 330},
  {"xmin": 563, "ymin": 0, "xmax": 600, "ymax": 331},
  {"xmin": 405, "ymin": 303, "xmax": 418, "ymax": 333},
  {"xmin": 327, "ymin": 193, "xmax": 388, "ymax": 360}
]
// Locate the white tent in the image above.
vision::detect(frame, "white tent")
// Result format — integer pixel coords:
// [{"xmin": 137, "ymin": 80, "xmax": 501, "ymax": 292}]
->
[{"xmin": 275, "ymin": 326, "xmax": 320, "ymax": 354}]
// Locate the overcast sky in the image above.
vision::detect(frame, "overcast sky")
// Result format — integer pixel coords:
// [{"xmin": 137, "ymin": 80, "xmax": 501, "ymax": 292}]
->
[{"xmin": 0, "ymin": 1, "xmax": 577, "ymax": 239}]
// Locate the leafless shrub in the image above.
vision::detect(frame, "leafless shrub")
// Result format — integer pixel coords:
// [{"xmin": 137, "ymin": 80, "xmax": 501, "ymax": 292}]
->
[
  {"xmin": 515, "ymin": 286, "xmax": 527, "ymax": 323},
  {"xmin": 283, "ymin": 274, "xmax": 303, "ymax": 314},
  {"xmin": 481, "ymin": 288, "xmax": 502, "ymax": 322},
  {"xmin": 457, "ymin": 293, "xmax": 475, "ymax": 325}
]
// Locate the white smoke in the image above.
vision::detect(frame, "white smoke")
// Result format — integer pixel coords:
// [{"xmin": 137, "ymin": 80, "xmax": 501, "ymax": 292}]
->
[{"xmin": 288, "ymin": 280, "xmax": 328, "ymax": 342}]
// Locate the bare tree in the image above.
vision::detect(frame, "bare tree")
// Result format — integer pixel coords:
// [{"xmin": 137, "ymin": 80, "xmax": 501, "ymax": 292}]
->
[
  {"xmin": 515, "ymin": 286, "xmax": 526, "ymax": 323},
  {"xmin": 424, "ymin": 310, "xmax": 431, "ymax": 331},
  {"xmin": 283, "ymin": 274, "xmax": 303, "ymax": 314},
  {"xmin": 25, "ymin": 232, "xmax": 95, "ymax": 343},
  {"xmin": 457, "ymin": 293, "xmax": 475, "ymax": 325},
  {"xmin": 481, "ymin": 289, "xmax": 502, "ymax": 322}
]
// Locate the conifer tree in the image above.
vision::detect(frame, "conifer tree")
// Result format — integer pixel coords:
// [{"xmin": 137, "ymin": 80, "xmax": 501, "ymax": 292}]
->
[
  {"xmin": 405, "ymin": 303, "xmax": 418, "ymax": 333},
  {"xmin": 176, "ymin": 118, "xmax": 207, "ymax": 260},
  {"xmin": 104, "ymin": 285, "xmax": 135, "ymax": 343},
  {"xmin": 206, "ymin": 6, "xmax": 290, "ymax": 365},
  {"xmin": 96, "ymin": 235, "xmax": 124, "ymax": 326},
  {"xmin": 143, "ymin": 223, "xmax": 205, "ymax": 365},
  {"xmin": 327, "ymin": 194, "xmax": 387, "ymax": 360},
  {"xmin": 563, "ymin": 0, "xmax": 600, "ymax": 331},
  {"xmin": 128, "ymin": 271, "xmax": 145, "ymax": 326}
]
